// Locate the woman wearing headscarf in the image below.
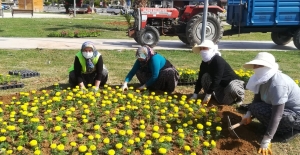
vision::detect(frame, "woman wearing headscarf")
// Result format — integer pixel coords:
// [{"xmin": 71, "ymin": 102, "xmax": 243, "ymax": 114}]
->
[
  {"xmin": 189, "ymin": 40, "xmax": 245, "ymax": 105},
  {"xmin": 241, "ymin": 52, "xmax": 300, "ymax": 154},
  {"xmin": 121, "ymin": 45, "xmax": 179, "ymax": 92},
  {"xmin": 68, "ymin": 41, "xmax": 108, "ymax": 91}
]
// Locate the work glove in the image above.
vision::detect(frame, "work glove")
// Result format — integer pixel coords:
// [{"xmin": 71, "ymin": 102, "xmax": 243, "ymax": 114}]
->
[
  {"xmin": 94, "ymin": 86, "xmax": 99, "ymax": 92},
  {"xmin": 258, "ymin": 136, "xmax": 272, "ymax": 155},
  {"xmin": 121, "ymin": 82, "xmax": 128, "ymax": 92},
  {"xmin": 137, "ymin": 84, "xmax": 146, "ymax": 90},
  {"xmin": 81, "ymin": 86, "xmax": 87, "ymax": 93},
  {"xmin": 202, "ymin": 94, "xmax": 211, "ymax": 104},
  {"xmin": 241, "ymin": 111, "xmax": 252, "ymax": 125},
  {"xmin": 188, "ymin": 93, "xmax": 198, "ymax": 100}
]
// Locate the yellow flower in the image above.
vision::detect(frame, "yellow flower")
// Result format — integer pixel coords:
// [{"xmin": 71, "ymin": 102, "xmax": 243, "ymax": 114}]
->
[
  {"xmin": 139, "ymin": 132, "xmax": 146, "ymax": 138},
  {"xmin": 110, "ymin": 129, "xmax": 116, "ymax": 134},
  {"xmin": 165, "ymin": 136, "xmax": 172, "ymax": 142},
  {"xmin": 0, "ymin": 136, "xmax": 6, "ymax": 142},
  {"xmin": 179, "ymin": 133, "xmax": 185, "ymax": 138},
  {"xmin": 140, "ymin": 124, "xmax": 146, "ymax": 129},
  {"xmin": 128, "ymin": 139, "xmax": 135, "ymax": 145},
  {"xmin": 37, "ymin": 126, "xmax": 44, "ymax": 131},
  {"xmin": 108, "ymin": 149, "xmax": 115, "ymax": 155},
  {"xmin": 158, "ymin": 136, "xmax": 165, "ymax": 143},
  {"xmin": 126, "ymin": 148, "xmax": 131, "ymax": 153},
  {"xmin": 54, "ymin": 126, "xmax": 61, "ymax": 131},
  {"xmin": 167, "ymin": 128, "xmax": 173, "ymax": 134},
  {"xmin": 216, "ymin": 126, "xmax": 222, "ymax": 131},
  {"xmin": 211, "ymin": 140, "xmax": 216, "ymax": 148},
  {"xmin": 115, "ymin": 143, "xmax": 123, "ymax": 149},
  {"xmin": 17, "ymin": 146, "xmax": 23, "ymax": 151},
  {"xmin": 159, "ymin": 148, "xmax": 167, "ymax": 154},
  {"xmin": 127, "ymin": 129, "xmax": 133, "ymax": 135},
  {"xmin": 88, "ymin": 135, "xmax": 94, "ymax": 140},
  {"xmin": 152, "ymin": 132, "xmax": 160, "ymax": 139},
  {"xmin": 90, "ymin": 144, "xmax": 96, "ymax": 151},
  {"xmin": 6, "ymin": 150, "xmax": 13, "ymax": 154},
  {"xmin": 57, "ymin": 144, "xmax": 65, "ymax": 151},
  {"xmin": 200, "ymin": 108, "xmax": 206, "ymax": 113},
  {"xmin": 103, "ymin": 138, "xmax": 110, "ymax": 144},
  {"xmin": 95, "ymin": 134, "xmax": 101, "ymax": 139},
  {"xmin": 146, "ymin": 140, "xmax": 152, "ymax": 145},
  {"xmin": 144, "ymin": 149, "xmax": 152, "ymax": 155},
  {"xmin": 6, "ymin": 125, "xmax": 16, "ymax": 131},
  {"xmin": 78, "ymin": 133, "xmax": 84, "ymax": 138},
  {"xmin": 29, "ymin": 140, "xmax": 38, "ymax": 147},
  {"xmin": 118, "ymin": 130, "xmax": 126, "ymax": 136},
  {"xmin": 94, "ymin": 125, "xmax": 100, "ymax": 130},
  {"xmin": 70, "ymin": 142, "xmax": 77, "ymax": 147},
  {"xmin": 134, "ymin": 137, "xmax": 141, "ymax": 142},
  {"xmin": 184, "ymin": 145, "xmax": 191, "ymax": 151},
  {"xmin": 34, "ymin": 150, "xmax": 41, "ymax": 155},
  {"xmin": 50, "ymin": 143, "xmax": 57, "ymax": 149},
  {"xmin": 178, "ymin": 128, "xmax": 183, "ymax": 133},
  {"xmin": 62, "ymin": 133, "xmax": 67, "ymax": 137},
  {"xmin": 206, "ymin": 131, "xmax": 211, "ymax": 135},
  {"xmin": 203, "ymin": 141, "xmax": 210, "ymax": 147},
  {"xmin": 183, "ymin": 123, "xmax": 188, "ymax": 127},
  {"xmin": 206, "ymin": 122, "xmax": 212, "ymax": 126},
  {"xmin": 78, "ymin": 145, "xmax": 88, "ymax": 152}
]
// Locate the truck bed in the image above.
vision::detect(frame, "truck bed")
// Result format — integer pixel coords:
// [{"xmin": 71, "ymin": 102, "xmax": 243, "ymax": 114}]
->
[{"xmin": 226, "ymin": 0, "xmax": 300, "ymax": 26}]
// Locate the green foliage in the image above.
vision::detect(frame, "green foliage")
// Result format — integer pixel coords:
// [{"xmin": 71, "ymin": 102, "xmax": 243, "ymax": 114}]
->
[
  {"xmin": 44, "ymin": 2, "xmax": 51, "ymax": 6},
  {"xmin": 48, "ymin": 29, "xmax": 101, "ymax": 38},
  {"xmin": 123, "ymin": 13, "xmax": 133, "ymax": 28}
]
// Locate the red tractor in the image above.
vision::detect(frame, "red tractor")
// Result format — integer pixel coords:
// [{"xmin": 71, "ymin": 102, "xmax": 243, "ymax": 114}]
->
[{"xmin": 127, "ymin": 5, "xmax": 224, "ymax": 47}]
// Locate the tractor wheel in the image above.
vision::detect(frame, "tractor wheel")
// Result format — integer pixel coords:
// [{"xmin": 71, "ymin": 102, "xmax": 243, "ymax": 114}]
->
[
  {"xmin": 271, "ymin": 32, "xmax": 292, "ymax": 45},
  {"xmin": 178, "ymin": 36, "xmax": 190, "ymax": 45},
  {"xmin": 293, "ymin": 29, "xmax": 300, "ymax": 50},
  {"xmin": 137, "ymin": 26, "xmax": 160, "ymax": 48},
  {"xmin": 186, "ymin": 12, "xmax": 223, "ymax": 46}
]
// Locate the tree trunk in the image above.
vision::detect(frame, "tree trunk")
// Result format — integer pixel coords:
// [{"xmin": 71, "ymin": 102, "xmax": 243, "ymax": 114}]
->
[{"xmin": 134, "ymin": 0, "xmax": 147, "ymax": 8}]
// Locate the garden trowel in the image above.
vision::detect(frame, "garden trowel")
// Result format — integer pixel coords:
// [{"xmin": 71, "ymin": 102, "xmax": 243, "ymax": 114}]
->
[{"xmin": 227, "ymin": 115, "xmax": 240, "ymax": 139}]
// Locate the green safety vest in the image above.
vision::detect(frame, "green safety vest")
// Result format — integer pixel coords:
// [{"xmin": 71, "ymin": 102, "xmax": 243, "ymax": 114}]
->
[{"xmin": 68, "ymin": 51, "xmax": 101, "ymax": 74}]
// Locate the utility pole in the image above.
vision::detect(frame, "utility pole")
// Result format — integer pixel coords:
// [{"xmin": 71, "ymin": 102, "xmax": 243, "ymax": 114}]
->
[
  {"xmin": 201, "ymin": 0, "xmax": 209, "ymax": 43},
  {"xmin": 73, "ymin": 0, "xmax": 76, "ymax": 17}
]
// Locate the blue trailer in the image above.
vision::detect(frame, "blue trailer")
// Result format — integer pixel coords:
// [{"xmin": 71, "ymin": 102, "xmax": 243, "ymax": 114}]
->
[{"xmin": 224, "ymin": 0, "xmax": 300, "ymax": 49}]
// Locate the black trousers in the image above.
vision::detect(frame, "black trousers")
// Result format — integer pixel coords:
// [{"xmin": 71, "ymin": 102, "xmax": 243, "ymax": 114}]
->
[{"xmin": 69, "ymin": 71, "xmax": 108, "ymax": 88}]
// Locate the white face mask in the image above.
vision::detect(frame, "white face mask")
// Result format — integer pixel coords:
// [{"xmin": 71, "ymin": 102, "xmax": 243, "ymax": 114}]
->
[
  {"xmin": 82, "ymin": 52, "xmax": 94, "ymax": 59},
  {"xmin": 253, "ymin": 67, "xmax": 271, "ymax": 79},
  {"xmin": 200, "ymin": 49, "xmax": 215, "ymax": 62}
]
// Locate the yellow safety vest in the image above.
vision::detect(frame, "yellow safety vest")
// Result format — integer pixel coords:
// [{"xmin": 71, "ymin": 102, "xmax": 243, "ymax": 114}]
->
[{"xmin": 68, "ymin": 51, "xmax": 100, "ymax": 74}]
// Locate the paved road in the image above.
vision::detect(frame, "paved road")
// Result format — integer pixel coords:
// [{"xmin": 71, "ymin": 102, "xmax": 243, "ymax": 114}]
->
[{"xmin": 0, "ymin": 37, "xmax": 297, "ymax": 51}]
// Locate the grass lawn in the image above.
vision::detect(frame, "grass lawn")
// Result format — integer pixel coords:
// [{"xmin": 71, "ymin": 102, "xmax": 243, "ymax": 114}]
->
[
  {"xmin": 0, "ymin": 49, "xmax": 299, "ymax": 154},
  {"xmin": 0, "ymin": 16, "xmax": 272, "ymax": 41}
]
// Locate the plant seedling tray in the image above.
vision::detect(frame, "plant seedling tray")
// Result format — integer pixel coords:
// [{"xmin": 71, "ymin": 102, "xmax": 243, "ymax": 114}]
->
[
  {"xmin": 8, "ymin": 70, "xmax": 40, "ymax": 79},
  {"xmin": 0, "ymin": 81, "xmax": 24, "ymax": 90},
  {"xmin": 178, "ymin": 80, "xmax": 196, "ymax": 86}
]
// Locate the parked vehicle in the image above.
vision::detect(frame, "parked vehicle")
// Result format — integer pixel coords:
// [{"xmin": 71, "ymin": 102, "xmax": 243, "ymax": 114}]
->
[
  {"xmin": 69, "ymin": 4, "xmax": 92, "ymax": 14},
  {"xmin": 127, "ymin": 4, "xmax": 224, "ymax": 47},
  {"xmin": 128, "ymin": 0, "xmax": 300, "ymax": 50},
  {"xmin": 106, "ymin": 5, "xmax": 125, "ymax": 15},
  {"xmin": 225, "ymin": 0, "xmax": 300, "ymax": 49}
]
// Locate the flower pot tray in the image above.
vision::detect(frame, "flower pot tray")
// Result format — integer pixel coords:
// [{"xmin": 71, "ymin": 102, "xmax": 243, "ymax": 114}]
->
[
  {"xmin": 0, "ymin": 81, "xmax": 24, "ymax": 90},
  {"xmin": 8, "ymin": 70, "xmax": 40, "ymax": 79},
  {"xmin": 178, "ymin": 80, "xmax": 196, "ymax": 86}
]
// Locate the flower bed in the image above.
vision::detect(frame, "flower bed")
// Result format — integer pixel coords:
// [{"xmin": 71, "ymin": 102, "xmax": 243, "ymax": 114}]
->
[{"xmin": 0, "ymin": 84, "xmax": 223, "ymax": 155}]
